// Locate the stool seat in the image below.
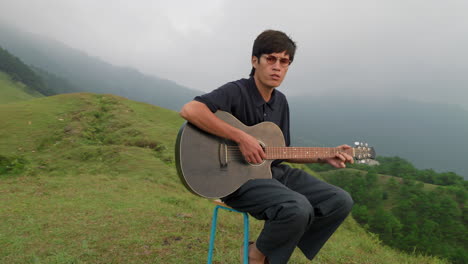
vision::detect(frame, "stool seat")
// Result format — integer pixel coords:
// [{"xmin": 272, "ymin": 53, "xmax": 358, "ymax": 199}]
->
[
  {"xmin": 207, "ymin": 200, "xmax": 249, "ymax": 264},
  {"xmin": 212, "ymin": 199, "xmax": 231, "ymax": 208}
]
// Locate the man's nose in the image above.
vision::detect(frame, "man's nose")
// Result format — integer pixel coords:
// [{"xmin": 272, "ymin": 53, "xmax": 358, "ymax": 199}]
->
[{"xmin": 272, "ymin": 60, "xmax": 281, "ymax": 70}]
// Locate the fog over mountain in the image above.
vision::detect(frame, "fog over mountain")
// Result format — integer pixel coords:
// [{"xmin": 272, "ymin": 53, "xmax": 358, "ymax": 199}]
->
[
  {"xmin": 0, "ymin": 0, "xmax": 467, "ymax": 109},
  {"xmin": 0, "ymin": 23, "xmax": 199, "ymax": 110},
  {"xmin": 0, "ymin": 1, "xmax": 467, "ymax": 178}
]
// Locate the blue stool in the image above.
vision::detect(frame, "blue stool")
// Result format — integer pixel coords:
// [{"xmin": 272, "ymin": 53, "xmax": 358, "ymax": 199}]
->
[{"xmin": 207, "ymin": 200, "xmax": 249, "ymax": 264}]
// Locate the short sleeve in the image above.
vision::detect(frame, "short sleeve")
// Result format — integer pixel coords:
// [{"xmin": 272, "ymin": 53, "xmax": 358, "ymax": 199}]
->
[{"xmin": 193, "ymin": 82, "xmax": 240, "ymax": 113}]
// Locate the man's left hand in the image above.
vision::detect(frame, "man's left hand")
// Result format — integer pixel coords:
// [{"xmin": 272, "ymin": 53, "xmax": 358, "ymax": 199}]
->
[{"xmin": 324, "ymin": 144, "xmax": 354, "ymax": 168}]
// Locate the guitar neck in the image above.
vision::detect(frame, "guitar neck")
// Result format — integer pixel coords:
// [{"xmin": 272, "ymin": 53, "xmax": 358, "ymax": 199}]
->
[{"xmin": 264, "ymin": 147, "xmax": 354, "ymax": 161}]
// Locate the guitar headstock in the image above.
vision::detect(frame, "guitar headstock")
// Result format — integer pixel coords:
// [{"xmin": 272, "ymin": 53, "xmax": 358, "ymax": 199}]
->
[{"xmin": 353, "ymin": 142, "xmax": 376, "ymax": 164}]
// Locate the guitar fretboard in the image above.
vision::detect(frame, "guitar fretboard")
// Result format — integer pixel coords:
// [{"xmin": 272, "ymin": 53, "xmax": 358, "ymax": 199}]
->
[{"xmin": 264, "ymin": 147, "xmax": 354, "ymax": 160}]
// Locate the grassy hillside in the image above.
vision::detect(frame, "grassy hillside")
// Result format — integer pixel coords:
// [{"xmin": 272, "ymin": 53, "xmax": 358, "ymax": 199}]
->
[
  {"xmin": 0, "ymin": 93, "xmax": 448, "ymax": 263},
  {"xmin": 0, "ymin": 71, "xmax": 42, "ymax": 104}
]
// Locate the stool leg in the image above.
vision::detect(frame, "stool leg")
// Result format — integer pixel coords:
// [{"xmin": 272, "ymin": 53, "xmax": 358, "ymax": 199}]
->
[
  {"xmin": 207, "ymin": 205, "xmax": 220, "ymax": 264},
  {"xmin": 242, "ymin": 212, "xmax": 249, "ymax": 264}
]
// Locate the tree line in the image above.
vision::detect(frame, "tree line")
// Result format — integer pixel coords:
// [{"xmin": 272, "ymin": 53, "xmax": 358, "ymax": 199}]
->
[{"xmin": 309, "ymin": 155, "xmax": 466, "ymax": 187}]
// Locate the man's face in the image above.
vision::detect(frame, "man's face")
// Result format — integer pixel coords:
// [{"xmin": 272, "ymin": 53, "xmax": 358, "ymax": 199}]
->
[{"xmin": 252, "ymin": 51, "xmax": 291, "ymax": 89}]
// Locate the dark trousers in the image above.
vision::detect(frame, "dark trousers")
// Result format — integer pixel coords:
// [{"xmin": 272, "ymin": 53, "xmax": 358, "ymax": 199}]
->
[{"xmin": 222, "ymin": 164, "xmax": 354, "ymax": 264}]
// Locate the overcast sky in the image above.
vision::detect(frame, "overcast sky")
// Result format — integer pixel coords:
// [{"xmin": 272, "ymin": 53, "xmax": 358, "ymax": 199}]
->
[{"xmin": 1, "ymin": 0, "xmax": 467, "ymax": 108}]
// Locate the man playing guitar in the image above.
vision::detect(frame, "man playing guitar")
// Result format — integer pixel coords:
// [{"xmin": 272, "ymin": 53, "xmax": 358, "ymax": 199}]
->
[{"xmin": 180, "ymin": 30, "xmax": 354, "ymax": 264}]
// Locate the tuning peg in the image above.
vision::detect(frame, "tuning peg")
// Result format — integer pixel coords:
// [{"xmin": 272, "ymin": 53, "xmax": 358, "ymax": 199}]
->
[{"xmin": 354, "ymin": 142, "xmax": 360, "ymax": 146}]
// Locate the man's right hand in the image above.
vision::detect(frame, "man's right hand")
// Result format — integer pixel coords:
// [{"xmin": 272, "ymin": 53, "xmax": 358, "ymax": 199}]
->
[
  {"xmin": 237, "ymin": 132, "xmax": 266, "ymax": 164},
  {"xmin": 180, "ymin": 101, "xmax": 266, "ymax": 164}
]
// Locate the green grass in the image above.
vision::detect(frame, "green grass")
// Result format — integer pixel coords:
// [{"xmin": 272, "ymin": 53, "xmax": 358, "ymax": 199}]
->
[
  {"xmin": 0, "ymin": 93, "xmax": 448, "ymax": 263},
  {"xmin": 0, "ymin": 71, "xmax": 43, "ymax": 104}
]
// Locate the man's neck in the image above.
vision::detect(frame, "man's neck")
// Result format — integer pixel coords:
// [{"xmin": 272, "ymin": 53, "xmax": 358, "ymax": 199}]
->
[{"xmin": 253, "ymin": 76, "xmax": 275, "ymax": 102}]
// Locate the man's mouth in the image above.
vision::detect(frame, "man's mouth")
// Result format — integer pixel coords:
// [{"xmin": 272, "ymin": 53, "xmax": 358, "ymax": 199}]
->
[{"xmin": 271, "ymin": 74, "xmax": 281, "ymax": 80}]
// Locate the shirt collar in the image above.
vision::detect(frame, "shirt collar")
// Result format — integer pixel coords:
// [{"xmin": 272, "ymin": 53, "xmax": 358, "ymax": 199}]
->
[{"xmin": 248, "ymin": 77, "xmax": 277, "ymax": 110}]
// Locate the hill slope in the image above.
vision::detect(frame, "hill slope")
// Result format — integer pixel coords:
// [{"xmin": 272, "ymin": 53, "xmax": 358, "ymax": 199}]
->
[
  {"xmin": 0, "ymin": 71, "xmax": 42, "ymax": 104},
  {"xmin": 0, "ymin": 94, "xmax": 447, "ymax": 263}
]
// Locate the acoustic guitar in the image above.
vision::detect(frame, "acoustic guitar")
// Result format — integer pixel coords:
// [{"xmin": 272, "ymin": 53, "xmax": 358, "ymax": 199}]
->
[{"xmin": 175, "ymin": 111, "xmax": 376, "ymax": 198}]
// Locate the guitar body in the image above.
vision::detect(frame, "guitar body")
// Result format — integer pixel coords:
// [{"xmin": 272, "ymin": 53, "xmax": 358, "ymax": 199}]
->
[{"xmin": 175, "ymin": 111, "xmax": 285, "ymax": 198}]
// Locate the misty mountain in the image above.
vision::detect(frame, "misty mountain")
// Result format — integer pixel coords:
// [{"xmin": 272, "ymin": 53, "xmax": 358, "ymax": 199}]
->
[
  {"xmin": 289, "ymin": 96, "xmax": 468, "ymax": 179},
  {"xmin": 0, "ymin": 23, "xmax": 200, "ymax": 111},
  {"xmin": 1, "ymin": 22, "xmax": 466, "ymax": 179}
]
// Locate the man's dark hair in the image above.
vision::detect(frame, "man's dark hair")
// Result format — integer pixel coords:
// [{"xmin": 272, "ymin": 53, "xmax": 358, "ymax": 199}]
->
[{"xmin": 250, "ymin": 30, "xmax": 297, "ymax": 77}]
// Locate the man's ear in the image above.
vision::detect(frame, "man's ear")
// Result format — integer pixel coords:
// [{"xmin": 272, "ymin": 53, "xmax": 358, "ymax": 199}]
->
[{"xmin": 251, "ymin": 56, "xmax": 258, "ymax": 68}]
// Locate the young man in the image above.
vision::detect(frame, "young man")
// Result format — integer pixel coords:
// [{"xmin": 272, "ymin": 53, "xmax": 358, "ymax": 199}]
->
[{"xmin": 180, "ymin": 30, "xmax": 354, "ymax": 264}]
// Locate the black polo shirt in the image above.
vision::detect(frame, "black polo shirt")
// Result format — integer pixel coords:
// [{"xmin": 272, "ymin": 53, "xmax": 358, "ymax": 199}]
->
[{"xmin": 194, "ymin": 77, "xmax": 291, "ymax": 157}]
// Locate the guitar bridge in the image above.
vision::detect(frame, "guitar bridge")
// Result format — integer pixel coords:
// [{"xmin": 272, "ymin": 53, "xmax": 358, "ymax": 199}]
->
[{"xmin": 219, "ymin": 142, "xmax": 228, "ymax": 168}]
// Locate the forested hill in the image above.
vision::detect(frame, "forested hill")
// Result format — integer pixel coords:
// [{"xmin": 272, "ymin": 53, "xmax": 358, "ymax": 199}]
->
[
  {"xmin": 0, "ymin": 45, "xmax": 46, "ymax": 95},
  {"xmin": 311, "ymin": 159, "xmax": 467, "ymax": 263},
  {"xmin": 0, "ymin": 45, "xmax": 80, "ymax": 99}
]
